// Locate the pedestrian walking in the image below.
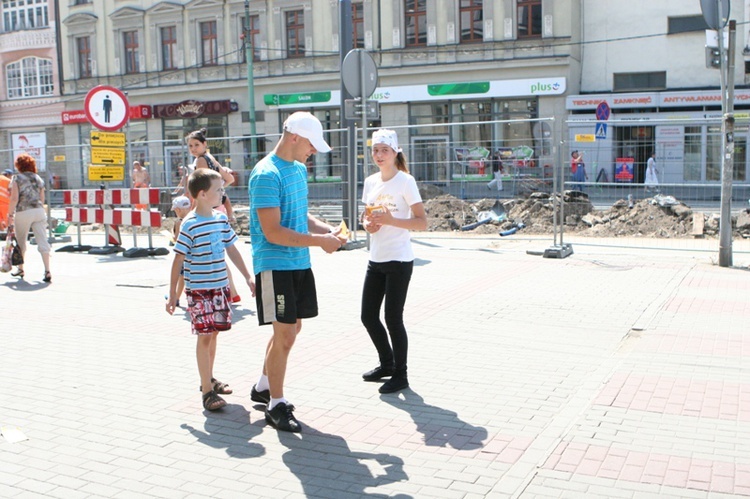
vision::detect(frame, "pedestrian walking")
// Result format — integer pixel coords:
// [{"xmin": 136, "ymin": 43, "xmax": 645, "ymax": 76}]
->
[
  {"xmin": 645, "ymin": 151, "xmax": 659, "ymax": 194},
  {"xmin": 6, "ymin": 153, "xmax": 51, "ymax": 282}
]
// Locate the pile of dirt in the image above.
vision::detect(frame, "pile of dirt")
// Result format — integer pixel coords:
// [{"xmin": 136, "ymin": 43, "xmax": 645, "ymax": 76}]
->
[{"xmin": 423, "ymin": 189, "xmax": 750, "ymax": 239}]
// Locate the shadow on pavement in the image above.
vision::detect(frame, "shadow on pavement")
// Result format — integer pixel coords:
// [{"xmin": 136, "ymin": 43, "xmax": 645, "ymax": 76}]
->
[
  {"xmin": 277, "ymin": 425, "xmax": 411, "ymax": 498},
  {"xmin": 1, "ymin": 279, "xmax": 50, "ymax": 291},
  {"xmin": 380, "ymin": 390, "xmax": 488, "ymax": 450},
  {"xmin": 181, "ymin": 403, "xmax": 265, "ymax": 459}
]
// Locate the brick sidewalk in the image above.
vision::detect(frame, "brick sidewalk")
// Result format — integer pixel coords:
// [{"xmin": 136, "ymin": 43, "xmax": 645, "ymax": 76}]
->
[{"xmin": 1, "ymin": 232, "xmax": 748, "ymax": 498}]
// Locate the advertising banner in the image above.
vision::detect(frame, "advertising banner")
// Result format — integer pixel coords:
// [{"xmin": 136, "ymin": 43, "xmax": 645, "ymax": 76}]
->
[
  {"xmin": 11, "ymin": 132, "xmax": 46, "ymax": 172},
  {"xmin": 614, "ymin": 157, "xmax": 635, "ymax": 183}
]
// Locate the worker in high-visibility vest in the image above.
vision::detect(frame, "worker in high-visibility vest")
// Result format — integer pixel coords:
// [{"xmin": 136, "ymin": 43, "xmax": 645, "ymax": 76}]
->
[{"xmin": 0, "ymin": 168, "xmax": 13, "ymax": 230}]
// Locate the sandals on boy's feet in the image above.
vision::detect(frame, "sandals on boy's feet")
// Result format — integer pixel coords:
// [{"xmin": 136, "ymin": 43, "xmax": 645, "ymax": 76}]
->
[
  {"xmin": 202, "ymin": 390, "xmax": 226, "ymax": 411},
  {"xmin": 211, "ymin": 378, "xmax": 232, "ymax": 394},
  {"xmin": 198, "ymin": 378, "xmax": 233, "ymax": 395}
]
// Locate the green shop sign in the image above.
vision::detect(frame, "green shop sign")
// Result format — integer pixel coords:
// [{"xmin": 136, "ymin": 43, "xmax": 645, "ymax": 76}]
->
[
  {"xmin": 264, "ymin": 91, "xmax": 332, "ymax": 106},
  {"xmin": 427, "ymin": 82, "xmax": 490, "ymax": 96}
]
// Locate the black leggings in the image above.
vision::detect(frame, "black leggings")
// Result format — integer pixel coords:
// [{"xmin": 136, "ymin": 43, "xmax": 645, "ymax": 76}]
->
[{"xmin": 360, "ymin": 260, "xmax": 413, "ymax": 373}]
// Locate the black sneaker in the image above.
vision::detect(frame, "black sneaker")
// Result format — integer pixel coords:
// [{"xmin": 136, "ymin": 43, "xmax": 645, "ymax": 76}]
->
[
  {"xmin": 265, "ymin": 402, "xmax": 301, "ymax": 432},
  {"xmin": 379, "ymin": 376, "xmax": 409, "ymax": 394},
  {"xmin": 251, "ymin": 384, "xmax": 270, "ymax": 404},
  {"xmin": 362, "ymin": 366, "xmax": 395, "ymax": 382}
]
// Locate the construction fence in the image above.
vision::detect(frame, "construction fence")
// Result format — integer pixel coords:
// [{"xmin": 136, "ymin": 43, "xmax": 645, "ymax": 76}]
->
[{"xmin": 4, "ymin": 116, "xmax": 750, "ymax": 253}]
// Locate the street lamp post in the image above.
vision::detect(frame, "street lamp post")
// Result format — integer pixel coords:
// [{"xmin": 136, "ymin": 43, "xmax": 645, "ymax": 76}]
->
[{"xmin": 244, "ymin": 0, "xmax": 257, "ymax": 162}]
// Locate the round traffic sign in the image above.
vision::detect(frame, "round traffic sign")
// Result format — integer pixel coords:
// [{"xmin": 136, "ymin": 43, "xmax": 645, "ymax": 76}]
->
[
  {"xmin": 342, "ymin": 49, "xmax": 378, "ymax": 99},
  {"xmin": 596, "ymin": 101, "xmax": 610, "ymax": 121},
  {"xmin": 700, "ymin": 0, "xmax": 730, "ymax": 30},
  {"xmin": 85, "ymin": 85, "xmax": 129, "ymax": 131}
]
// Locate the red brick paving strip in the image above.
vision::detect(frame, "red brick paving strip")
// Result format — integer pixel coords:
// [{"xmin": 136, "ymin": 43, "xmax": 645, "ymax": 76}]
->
[
  {"xmin": 594, "ymin": 372, "xmax": 750, "ymax": 422},
  {"xmin": 543, "ymin": 441, "xmax": 750, "ymax": 495}
]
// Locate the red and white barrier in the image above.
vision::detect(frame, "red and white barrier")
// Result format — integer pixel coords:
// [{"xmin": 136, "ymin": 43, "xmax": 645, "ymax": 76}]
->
[
  {"xmin": 58, "ymin": 187, "xmax": 165, "ymax": 255},
  {"xmin": 65, "ymin": 207, "xmax": 161, "ymax": 227},
  {"xmin": 63, "ymin": 188, "xmax": 160, "ymax": 207}
]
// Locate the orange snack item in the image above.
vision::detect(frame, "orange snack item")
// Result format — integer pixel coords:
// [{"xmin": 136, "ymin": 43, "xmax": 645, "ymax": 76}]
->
[{"xmin": 365, "ymin": 205, "xmax": 384, "ymax": 216}]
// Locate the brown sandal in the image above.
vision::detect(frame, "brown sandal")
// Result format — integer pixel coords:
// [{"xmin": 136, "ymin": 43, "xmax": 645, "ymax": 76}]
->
[
  {"xmin": 202, "ymin": 390, "xmax": 226, "ymax": 411},
  {"xmin": 198, "ymin": 378, "xmax": 233, "ymax": 395}
]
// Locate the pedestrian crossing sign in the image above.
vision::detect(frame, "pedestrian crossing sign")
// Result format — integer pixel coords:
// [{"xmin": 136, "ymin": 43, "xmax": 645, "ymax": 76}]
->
[{"xmin": 595, "ymin": 123, "xmax": 607, "ymax": 140}]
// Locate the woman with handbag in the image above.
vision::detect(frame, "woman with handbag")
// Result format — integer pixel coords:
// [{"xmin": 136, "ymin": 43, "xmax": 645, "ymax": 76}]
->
[{"xmin": 7, "ymin": 153, "xmax": 51, "ymax": 282}]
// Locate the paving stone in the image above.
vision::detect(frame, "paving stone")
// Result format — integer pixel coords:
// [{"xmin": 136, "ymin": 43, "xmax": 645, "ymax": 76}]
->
[{"xmin": 3, "ymin": 232, "xmax": 750, "ymax": 498}]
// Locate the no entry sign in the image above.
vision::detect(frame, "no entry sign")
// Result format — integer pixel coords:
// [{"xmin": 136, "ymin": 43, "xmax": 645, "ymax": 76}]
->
[{"xmin": 85, "ymin": 86, "xmax": 129, "ymax": 131}]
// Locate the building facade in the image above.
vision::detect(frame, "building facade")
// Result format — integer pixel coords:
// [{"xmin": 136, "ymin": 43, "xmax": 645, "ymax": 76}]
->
[
  {"xmin": 0, "ymin": 0, "xmax": 63, "ymax": 179},
  {"xmin": 49, "ymin": 0, "xmax": 580, "ymax": 190},
  {"xmin": 568, "ymin": 0, "xmax": 750, "ymax": 186}
]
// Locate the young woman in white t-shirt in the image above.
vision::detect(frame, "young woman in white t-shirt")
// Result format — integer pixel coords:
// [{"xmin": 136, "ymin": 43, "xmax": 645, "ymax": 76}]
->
[{"xmin": 360, "ymin": 129, "xmax": 427, "ymax": 394}]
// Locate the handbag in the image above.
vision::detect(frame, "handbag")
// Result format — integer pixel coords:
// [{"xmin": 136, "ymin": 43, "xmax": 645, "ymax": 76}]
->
[
  {"xmin": 10, "ymin": 237, "xmax": 23, "ymax": 266},
  {"xmin": 1, "ymin": 225, "xmax": 23, "ymax": 272}
]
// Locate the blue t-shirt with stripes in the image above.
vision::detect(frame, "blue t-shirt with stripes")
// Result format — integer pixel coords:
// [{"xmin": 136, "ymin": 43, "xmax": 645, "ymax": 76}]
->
[
  {"xmin": 248, "ymin": 153, "xmax": 311, "ymax": 273},
  {"xmin": 173, "ymin": 211, "xmax": 238, "ymax": 291}
]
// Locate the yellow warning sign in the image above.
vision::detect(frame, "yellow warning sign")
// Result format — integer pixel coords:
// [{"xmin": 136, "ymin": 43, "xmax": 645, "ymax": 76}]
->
[
  {"xmin": 88, "ymin": 165, "xmax": 125, "ymax": 181},
  {"xmin": 53, "ymin": 155, "xmax": 66, "ymax": 162},
  {"xmin": 575, "ymin": 134, "xmax": 596, "ymax": 142},
  {"xmin": 91, "ymin": 147, "xmax": 126, "ymax": 166},
  {"xmin": 90, "ymin": 130, "xmax": 126, "ymax": 147}
]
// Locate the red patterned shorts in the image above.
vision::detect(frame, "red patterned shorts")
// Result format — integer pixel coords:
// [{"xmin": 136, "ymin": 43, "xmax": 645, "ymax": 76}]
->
[{"xmin": 186, "ymin": 286, "xmax": 232, "ymax": 335}]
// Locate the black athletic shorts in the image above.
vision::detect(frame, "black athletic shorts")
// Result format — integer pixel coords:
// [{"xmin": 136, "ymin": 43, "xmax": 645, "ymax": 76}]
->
[{"xmin": 255, "ymin": 269, "xmax": 318, "ymax": 325}]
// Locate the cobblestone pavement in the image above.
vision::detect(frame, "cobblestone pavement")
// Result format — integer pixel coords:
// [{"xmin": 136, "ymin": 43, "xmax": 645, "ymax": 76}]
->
[{"xmin": 1, "ymin": 231, "xmax": 749, "ymax": 498}]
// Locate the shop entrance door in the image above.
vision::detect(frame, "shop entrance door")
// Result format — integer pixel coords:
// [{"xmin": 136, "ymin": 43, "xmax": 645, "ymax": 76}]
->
[
  {"xmin": 410, "ymin": 136, "xmax": 450, "ymax": 182},
  {"xmin": 616, "ymin": 126, "xmax": 654, "ymax": 183}
]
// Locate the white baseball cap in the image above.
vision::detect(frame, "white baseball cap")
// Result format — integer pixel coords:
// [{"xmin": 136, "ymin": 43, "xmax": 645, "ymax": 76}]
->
[
  {"xmin": 283, "ymin": 111, "xmax": 332, "ymax": 153},
  {"xmin": 171, "ymin": 196, "xmax": 191, "ymax": 210},
  {"xmin": 371, "ymin": 129, "xmax": 402, "ymax": 153}
]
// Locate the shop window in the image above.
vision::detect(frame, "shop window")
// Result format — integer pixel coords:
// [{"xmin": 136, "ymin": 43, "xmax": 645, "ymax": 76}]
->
[
  {"xmin": 161, "ymin": 26, "xmax": 178, "ymax": 70},
  {"xmin": 6, "ymin": 57, "xmax": 53, "ymax": 99},
  {"xmin": 613, "ymin": 72, "xmax": 667, "ymax": 92},
  {"xmin": 706, "ymin": 126, "xmax": 723, "ymax": 182},
  {"xmin": 239, "ymin": 15, "xmax": 261, "ymax": 62},
  {"xmin": 460, "ymin": 0, "xmax": 483, "ymax": 43},
  {"xmin": 517, "ymin": 0, "xmax": 541, "ymax": 38},
  {"xmin": 2, "ymin": 0, "xmax": 48, "ymax": 32},
  {"xmin": 409, "ymin": 103, "xmax": 449, "ymax": 132},
  {"xmin": 353, "ymin": 2, "xmax": 365, "ymax": 48},
  {"xmin": 405, "ymin": 0, "xmax": 427, "ymax": 47},
  {"xmin": 201, "ymin": 21, "xmax": 218, "ymax": 66},
  {"xmin": 123, "ymin": 30, "xmax": 140, "ymax": 74},
  {"xmin": 733, "ymin": 127, "xmax": 747, "ymax": 181},
  {"xmin": 668, "ymin": 16, "xmax": 708, "ymax": 35},
  {"xmin": 454, "ymin": 101, "xmax": 493, "ymax": 152},
  {"xmin": 286, "ymin": 10, "xmax": 305, "ymax": 58},
  {"xmin": 77, "ymin": 36, "xmax": 93, "ymax": 78},
  {"xmin": 683, "ymin": 126, "xmax": 702, "ymax": 181}
]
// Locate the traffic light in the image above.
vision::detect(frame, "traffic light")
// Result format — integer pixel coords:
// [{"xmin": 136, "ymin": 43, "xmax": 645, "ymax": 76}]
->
[{"xmin": 706, "ymin": 46, "xmax": 722, "ymax": 69}]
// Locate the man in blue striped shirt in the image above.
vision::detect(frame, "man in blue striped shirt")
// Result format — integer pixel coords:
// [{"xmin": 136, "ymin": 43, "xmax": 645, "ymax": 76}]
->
[{"xmin": 249, "ymin": 111, "xmax": 346, "ymax": 432}]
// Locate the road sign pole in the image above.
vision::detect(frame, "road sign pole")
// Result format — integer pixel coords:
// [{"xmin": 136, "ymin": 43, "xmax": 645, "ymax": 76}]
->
[
  {"xmin": 358, "ymin": 49, "xmax": 369, "ymax": 241},
  {"xmin": 124, "ymin": 94, "xmax": 137, "ymax": 248},
  {"xmin": 339, "ymin": 0, "xmax": 355, "ymax": 235}
]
